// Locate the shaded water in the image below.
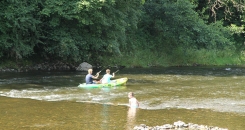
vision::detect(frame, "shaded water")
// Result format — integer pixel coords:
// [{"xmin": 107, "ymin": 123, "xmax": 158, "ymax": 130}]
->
[{"xmin": 0, "ymin": 67, "xmax": 245, "ymax": 129}]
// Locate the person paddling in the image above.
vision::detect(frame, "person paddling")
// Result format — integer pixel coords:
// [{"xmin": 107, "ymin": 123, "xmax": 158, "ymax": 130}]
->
[
  {"xmin": 100, "ymin": 69, "xmax": 115, "ymax": 84},
  {"xmin": 85, "ymin": 69, "xmax": 100, "ymax": 84}
]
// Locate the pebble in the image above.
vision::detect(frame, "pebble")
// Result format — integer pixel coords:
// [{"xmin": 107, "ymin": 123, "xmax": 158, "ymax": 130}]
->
[{"xmin": 133, "ymin": 121, "xmax": 228, "ymax": 130}]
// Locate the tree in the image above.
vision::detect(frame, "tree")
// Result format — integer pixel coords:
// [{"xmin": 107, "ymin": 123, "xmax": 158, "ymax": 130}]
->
[
  {"xmin": 195, "ymin": 0, "xmax": 245, "ymax": 51},
  {"xmin": 39, "ymin": 0, "xmax": 143, "ymax": 62},
  {"xmin": 139, "ymin": 0, "xmax": 235, "ymax": 52},
  {"xmin": 0, "ymin": 0, "xmax": 42, "ymax": 60}
]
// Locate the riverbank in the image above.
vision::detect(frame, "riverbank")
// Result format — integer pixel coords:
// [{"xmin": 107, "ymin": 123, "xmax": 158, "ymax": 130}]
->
[
  {"xmin": 0, "ymin": 61, "xmax": 77, "ymax": 72},
  {"xmin": 0, "ymin": 61, "xmax": 123, "ymax": 72},
  {"xmin": 0, "ymin": 57, "xmax": 243, "ymax": 72}
]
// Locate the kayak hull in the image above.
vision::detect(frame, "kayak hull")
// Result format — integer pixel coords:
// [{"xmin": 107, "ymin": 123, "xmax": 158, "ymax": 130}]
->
[{"xmin": 78, "ymin": 77, "xmax": 128, "ymax": 88}]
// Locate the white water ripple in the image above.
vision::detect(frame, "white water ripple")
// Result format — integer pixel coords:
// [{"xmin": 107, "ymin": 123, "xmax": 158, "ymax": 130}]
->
[{"xmin": 0, "ymin": 88, "xmax": 245, "ymax": 114}]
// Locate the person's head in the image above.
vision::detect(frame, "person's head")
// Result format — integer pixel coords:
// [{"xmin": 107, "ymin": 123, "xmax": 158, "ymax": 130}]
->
[
  {"xmin": 88, "ymin": 69, "xmax": 93, "ymax": 74},
  {"xmin": 106, "ymin": 69, "xmax": 110, "ymax": 74},
  {"xmin": 128, "ymin": 92, "xmax": 134, "ymax": 98}
]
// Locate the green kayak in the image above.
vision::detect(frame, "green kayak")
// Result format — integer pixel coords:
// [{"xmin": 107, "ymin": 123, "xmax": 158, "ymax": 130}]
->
[{"xmin": 78, "ymin": 77, "xmax": 128, "ymax": 88}]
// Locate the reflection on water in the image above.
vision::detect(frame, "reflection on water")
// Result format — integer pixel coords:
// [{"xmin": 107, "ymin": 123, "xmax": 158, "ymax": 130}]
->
[
  {"xmin": 1, "ymin": 67, "xmax": 245, "ymax": 129},
  {"xmin": 127, "ymin": 107, "xmax": 137, "ymax": 130}
]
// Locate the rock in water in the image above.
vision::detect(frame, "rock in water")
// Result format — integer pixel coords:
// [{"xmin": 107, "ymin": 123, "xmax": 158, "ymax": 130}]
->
[{"xmin": 76, "ymin": 62, "xmax": 92, "ymax": 71}]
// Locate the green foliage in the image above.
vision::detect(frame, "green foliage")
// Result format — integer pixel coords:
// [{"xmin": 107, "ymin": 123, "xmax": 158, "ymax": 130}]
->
[
  {"xmin": 102, "ymin": 47, "xmax": 242, "ymax": 67},
  {"xmin": 139, "ymin": 0, "xmax": 235, "ymax": 52},
  {"xmin": 0, "ymin": 59, "xmax": 18, "ymax": 69},
  {"xmin": 0, "ymin": 0, "xmax": 143, "ymax": 63},
  {"xmin": 0, "ymin": 0, "xmax": 244, "ymax": 67},
  {"xmin": 0, "ymin": 0, "xmax": 42, "ymax": 59},
  {"xmin": 37, "ymin": 0, "xmax": 143, "ymax": 63},
  {"xmin": 194, "ymin": 0, "xmax": 245, "ymax": 51},
  {"xmin": 229, "ymin": 24, "xmax": 245, "ymax": 51}
]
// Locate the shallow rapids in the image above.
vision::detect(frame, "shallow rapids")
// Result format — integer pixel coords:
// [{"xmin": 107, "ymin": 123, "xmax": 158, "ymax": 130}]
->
[{"xmin": 1, "ymin": 66, "xmax": 245, "ymax": 114}]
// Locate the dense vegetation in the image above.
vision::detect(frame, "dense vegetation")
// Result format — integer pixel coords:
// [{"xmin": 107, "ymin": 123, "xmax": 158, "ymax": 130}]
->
[{"xmin": 0, "ymin": 0, "xmax": 244, "ymax": 68}]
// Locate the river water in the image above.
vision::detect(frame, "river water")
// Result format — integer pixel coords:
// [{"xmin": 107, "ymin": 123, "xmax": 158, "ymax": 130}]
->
[{"xmin": 0, "ymin": 66, "xmax": 245, "ymax": 130}]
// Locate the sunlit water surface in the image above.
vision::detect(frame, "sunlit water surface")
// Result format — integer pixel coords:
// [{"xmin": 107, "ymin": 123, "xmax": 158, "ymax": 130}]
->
[{"xmin": 0, "ymin": 67, "xmax": 245, "ymax": 129}]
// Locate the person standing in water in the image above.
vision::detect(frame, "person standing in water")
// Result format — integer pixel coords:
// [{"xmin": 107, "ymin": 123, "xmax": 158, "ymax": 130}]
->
[
  {"xmin": 85, "ymin": 69, "xmax": 100, "ymax": 84},
  {"xmin": 128, "ymin": 92, "xmax": 139, "ymax": 108},
  {"xmin": 100, "ymin": 69, "xmax": 115, "ymax": 84}
]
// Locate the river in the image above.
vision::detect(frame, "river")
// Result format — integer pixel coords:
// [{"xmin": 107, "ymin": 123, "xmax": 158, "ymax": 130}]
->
[{"xmin": 0, "ymin": 66, "xmax": 245, "ymax": 130}]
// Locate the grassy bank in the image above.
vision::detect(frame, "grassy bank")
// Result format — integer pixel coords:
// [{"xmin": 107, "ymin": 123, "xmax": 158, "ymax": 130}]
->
[
  {"xmin": 1, "ymin": 48, "xmax": 244, "ymax": 70},
  {"xmin": 101, "ymin": 48, "xmax": 244, "ymax": 68}
]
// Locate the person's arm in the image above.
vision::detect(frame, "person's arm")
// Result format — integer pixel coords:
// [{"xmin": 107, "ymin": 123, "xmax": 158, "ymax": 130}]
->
[
  {"xmin": 92, "ymin": 73, "xmax": 99, "ymax": 79},
  {"xmin": 112, "ymin": 73, "xmax": 115, "ymax": 78}
]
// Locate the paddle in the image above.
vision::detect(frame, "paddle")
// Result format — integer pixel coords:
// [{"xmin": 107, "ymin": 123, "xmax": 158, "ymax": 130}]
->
[
  {"xmin": 95, "ymin": 68, "xmax": 105, "ymax": 77},
  {"xmin": 110, "ymin": 65, "xmax": 126, "ymax": 75},
  {"xmin": 113, "ymin": 70, "xmax": 119, "ymax": 74}
]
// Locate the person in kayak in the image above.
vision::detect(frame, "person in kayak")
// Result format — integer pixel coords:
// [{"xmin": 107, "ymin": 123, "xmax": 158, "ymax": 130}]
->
[
  {"xmin": 128, "ymin": 92, "xmax": 139, "ymax": 108},
  {"xmin": 100, "ymin": 69, "xmax": 115, "ymax": 84},
  {"xmin": 85, "ymin": 69, "xmax": 100, "ymax": 84}
]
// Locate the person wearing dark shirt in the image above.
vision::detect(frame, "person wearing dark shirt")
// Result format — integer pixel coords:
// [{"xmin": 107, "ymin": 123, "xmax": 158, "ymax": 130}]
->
[{"xmin": 85, "ymin": 69, "xmax": 99, "ymax": 84}]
